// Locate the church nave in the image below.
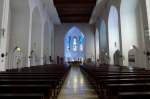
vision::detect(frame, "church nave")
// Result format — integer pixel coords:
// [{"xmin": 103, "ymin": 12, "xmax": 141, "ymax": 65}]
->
[{"xmin": 58, "ymin": 66, "xmax": 99, "ymax": 99}]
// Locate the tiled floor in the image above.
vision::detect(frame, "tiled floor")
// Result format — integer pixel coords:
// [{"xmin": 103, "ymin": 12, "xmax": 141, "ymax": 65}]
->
[{"xmin": 57, "ymin": 66, "xmax": 99, "ymax": 99}]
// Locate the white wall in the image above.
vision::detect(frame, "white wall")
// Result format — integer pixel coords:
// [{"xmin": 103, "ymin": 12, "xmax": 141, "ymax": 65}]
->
[
  {"xmin": 0, "ymin": 0, "xmax": 55, "ymax": 70},
  {"xmin": 0, "ymin": 0, "xmax": 4, "ymax": 51},
  {"xmin": 8, "ymin": 0, "xmax": 30, "ymax": 69},
  {"xmin": 146, "ymin": 0, "xmax": 150, "ymax": 30},
  {"xmin": 31, "ymin": 7, "xmax": 42, "ymax": 66},
  {"xmin": 43, "ymin": 22, "xmax": 50, "ymax": 64},
  {"xmin": 27, "ymin": 0, "xmax": 54, "ymax": 66},
  {"xmin": 54, "ymin": 23, "xmax": 95, "ymax": 62},
  {"xmin": 120, "ymin": 0, "xmax": 145, "ymax": 67},
  {"xmin": 48, "ymin": 21, "xmax": 54, "ymax": 60},
  {"xmin": 108, "ymin": 6, "xmax": 120, "ymax": 64},
  {"xmin": 0, "ymin": 0, "xmax": 3, "ymax": 28},
  {"xmin": 99, "ymin": 20, "xmax": 108, "ymax": 51},
  {"xmin": 95, "ymin": 27, "xmax": 100, "ymax": 60}
]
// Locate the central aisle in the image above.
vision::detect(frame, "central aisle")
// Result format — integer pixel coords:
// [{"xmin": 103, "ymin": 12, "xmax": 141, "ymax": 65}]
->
[{"xmin": 57, "ymin": 66, "xmax": 99, "ymax": 99}]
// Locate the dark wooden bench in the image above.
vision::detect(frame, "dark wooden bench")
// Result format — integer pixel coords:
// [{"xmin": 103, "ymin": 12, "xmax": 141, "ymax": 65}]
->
[
  {"xmin": 119, "ymin": 92, "xmax": 150, "ymax": 99},
  {"xmin": 106, "ymin": 83, "xmax": 150, "ymax": 96},
  {"xmin": 0, "ymin": 93, "xmax": 44, "ymax": 99},
  {"xmin": 0, "ymin": 64, "xmax": 70, "ymax": 99},
  {"xmin": 80, "ymin": 64, "xmax": 150, "ymax": 99}
]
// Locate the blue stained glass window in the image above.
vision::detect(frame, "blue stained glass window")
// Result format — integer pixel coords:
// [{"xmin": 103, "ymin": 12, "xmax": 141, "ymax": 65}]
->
[{"xmin": 64, "ymin": 27, "xmax": 85, "ymax": 62}]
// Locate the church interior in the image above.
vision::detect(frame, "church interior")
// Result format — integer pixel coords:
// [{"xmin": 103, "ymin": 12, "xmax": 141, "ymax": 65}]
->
[{"xmin": 0, "ymin": 0, "xmax": 150, "ymax": 99}]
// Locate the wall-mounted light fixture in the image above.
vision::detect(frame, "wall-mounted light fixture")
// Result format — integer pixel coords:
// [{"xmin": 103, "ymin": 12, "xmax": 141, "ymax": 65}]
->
[{"xmin": 0, "ymin": 28, "xmax": 5, "ymax": 37}]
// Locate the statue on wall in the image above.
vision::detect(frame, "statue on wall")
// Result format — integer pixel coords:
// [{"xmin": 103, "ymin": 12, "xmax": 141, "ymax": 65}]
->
[
  {"xmin": 13, "ymin": 46, "xmax": 23, "ymax": 69},
  {"xmin": 128, "ymin": 45, "xmax": 138, "ymax": 67},
  {"xmin": 114, "ymin": 50, "xmax": 123, "ymax": 66}
]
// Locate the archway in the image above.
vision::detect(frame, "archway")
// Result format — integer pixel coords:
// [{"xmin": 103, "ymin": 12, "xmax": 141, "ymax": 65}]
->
[
  {"xmin": 30, "ymin": 7, "xmax": 42, "ymax": 66},
  {"xmin": 43, "ymin": 22, "xmax": 50, "ymax": 64},
  {"xmin": 95, "ymin": 27, "xmax": 100, "ymax": 61},
  {"xmin": 120, "ymin": 0, "xmax": 145, "ymax": 67},
  {"xmin": 99, "ymin": 20, "xmax": 108, "ymax": 64},
  {"xmin": 108, "ymin": 6, "xmax": 120, "ymax": 64},
  {"xmin": 146, "ymin": 0, "xmax": 150, "ymax": 30},
  {"xmin": 99, "ymin": 20, "xmax": 107, "ymax": 51},
  {"xmin": 8, "ymin": 0, "xmax": 30, "ymax": 69},
  {"xmin": 64, "ymin": 27, "xmax": 85, "ymax": 63}
]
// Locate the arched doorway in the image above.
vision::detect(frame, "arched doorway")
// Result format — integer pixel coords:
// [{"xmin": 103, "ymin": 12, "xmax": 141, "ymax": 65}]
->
[
  {"xmin": 30, "ymin": 7, "xmax": 42, "ymax": 66},
  {"xmin": 64, "ymin": 27, "xmax": 85, "ymax": 63},
  {"xmin": 108, "ymin": 6, "xmax": 120, "ymax": 65}
]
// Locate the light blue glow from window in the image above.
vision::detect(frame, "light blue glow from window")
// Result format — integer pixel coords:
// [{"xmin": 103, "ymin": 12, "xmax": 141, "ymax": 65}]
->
[{"xmin": 64, "ymin": 27, "xmax": 85, "ymax": 62}]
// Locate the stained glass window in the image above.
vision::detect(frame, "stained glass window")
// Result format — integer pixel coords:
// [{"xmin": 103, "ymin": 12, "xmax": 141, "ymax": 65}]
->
[
  {"xmin": 73, "ymin": 36, "xmax": 77, "ymax": 51},
  {"xmin": 64, "ymin": 27, "xmax": 85, "ymax": 62}
]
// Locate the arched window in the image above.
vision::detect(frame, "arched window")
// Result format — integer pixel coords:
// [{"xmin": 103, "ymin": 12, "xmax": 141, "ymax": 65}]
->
[
  {"xmin": 108, "ymin": 6, "xmax": 120, "ymax": 64},
  {"xmin": 64, "ymin": 27, "xmax": 85, "ymax": 62}
]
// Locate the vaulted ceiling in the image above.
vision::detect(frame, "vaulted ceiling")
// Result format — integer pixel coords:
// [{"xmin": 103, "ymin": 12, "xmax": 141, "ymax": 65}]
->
[{"xmin": 54, "ymin": 0, "xmax": 97, "ymax": 23}]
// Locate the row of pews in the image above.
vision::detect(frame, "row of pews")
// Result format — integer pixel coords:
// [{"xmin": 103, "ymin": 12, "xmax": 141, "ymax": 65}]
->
[
  {"xmin": 0, "ymin": 64, "xmax": 70, "ymax": 99},
  {"xmin": 80, "ymin": 64, "xmax": 150, "ymax": 99}
]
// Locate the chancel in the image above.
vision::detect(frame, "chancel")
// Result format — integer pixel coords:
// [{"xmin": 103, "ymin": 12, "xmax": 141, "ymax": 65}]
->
[{"xmin": 0, "ymin": 0, "xmax": 150, "ymax": 99}]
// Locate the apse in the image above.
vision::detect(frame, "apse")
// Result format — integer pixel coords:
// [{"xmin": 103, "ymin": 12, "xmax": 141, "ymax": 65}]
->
[{"xmin": 64, "ymin": 27, "xmax": 85, "ymax": 62}]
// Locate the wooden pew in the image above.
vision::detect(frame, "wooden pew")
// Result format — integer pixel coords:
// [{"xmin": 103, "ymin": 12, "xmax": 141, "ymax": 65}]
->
[
  {"xmin": 119, "ymin": 92, "xmax": 150, "ymax": 99},
  {"xmin": 106, "ymin": 83, "xmax": 150, "ymax": 97},
  {"xmin": 0, "ymin": 93, "xmax": 44, "ymax": 99},
  {"xmin": 80, "ymin": 64, "xmax": 150, "ymax": 99},
  {"xmin": 0, "ymin": 64, "xmax": 70, "ymax": 99}
]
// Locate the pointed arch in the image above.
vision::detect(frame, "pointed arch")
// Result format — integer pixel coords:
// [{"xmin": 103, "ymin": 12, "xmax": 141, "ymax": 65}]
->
[
  {"xmin": 120, "ymin": 0, "xmax": 145, "ymax": 67},
  {"xmin": 43, "ymin": 21, "xmax": 52, "ymax": 64},
  {"xmin": 64, "ymin": 26, "xmax": 85, "ymax": 62},
  {"xmin": 99, "ymin": 19, "xmax": 107, "ymax": 51},
  {"xmin": 108, "ymin": 6, "xmax": 120, "ymax": 64},
  {"xmin": 30, "ymin": 7, "xmax": 42, "ymax": 66},
  {"xmin": 8, "ymin": 0, "xmax": 30, "ymax": 69},
  {"xmin": 146, "ymin": 0, "xmax": 150, "ymax": 30}
]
